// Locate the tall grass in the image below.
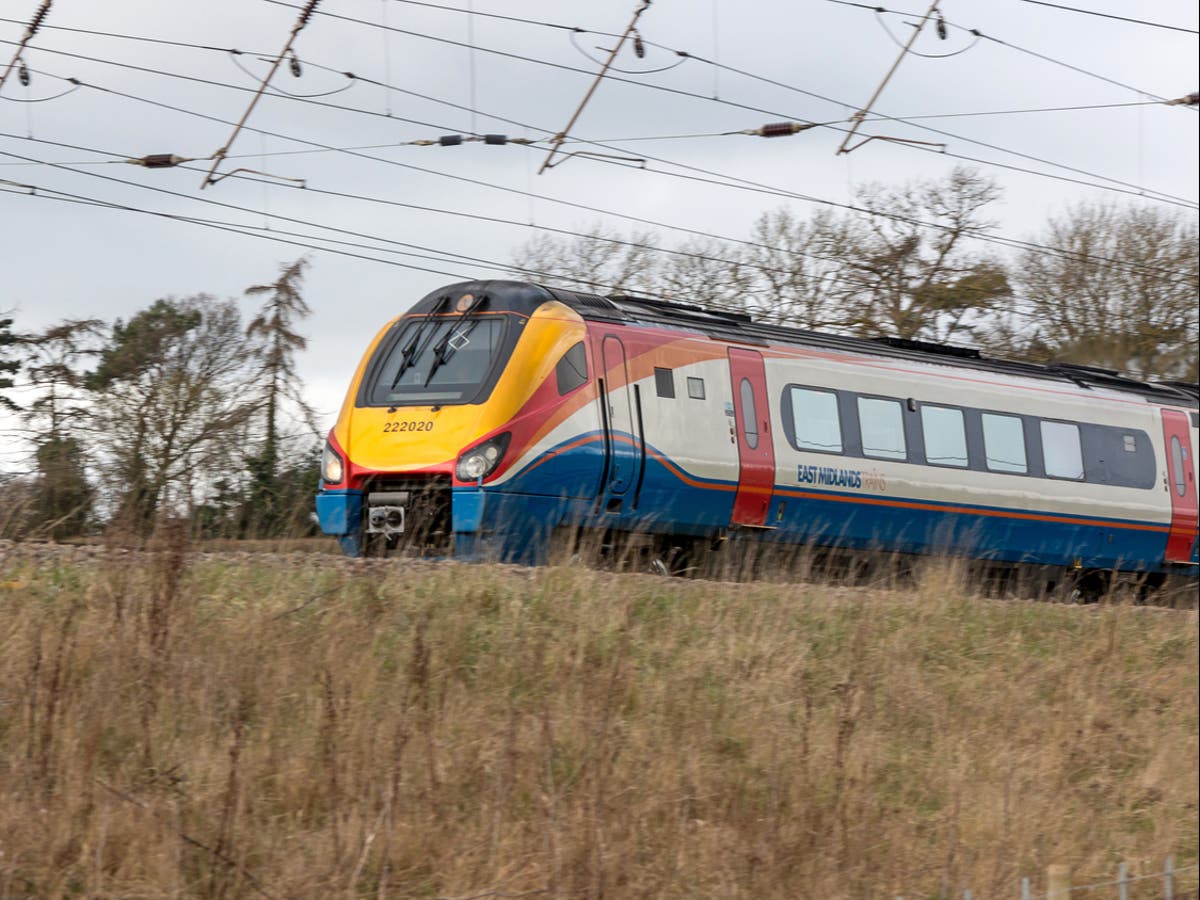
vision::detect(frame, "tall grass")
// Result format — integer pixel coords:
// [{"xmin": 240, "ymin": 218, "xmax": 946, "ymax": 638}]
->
[{"xmin": 0, "ymin": 547, "xmax": 1195, "ymax": 898}]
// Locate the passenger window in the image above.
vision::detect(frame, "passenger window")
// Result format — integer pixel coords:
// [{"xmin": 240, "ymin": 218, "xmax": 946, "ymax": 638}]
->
[
  {"xmin": 788, "ymin": 387, "xmax": 842, "ymax": 453},
  {"xmin": 739, "ymin": 378, "xmax": 759, "ymax": 450},
  {"xmin": 857, "ymin": 397, "xmax": 906, "ymax": 461},
  {"xmin": 921, "ymin": 405, "xmax": 968, "ymax": 468},
  {"xmin": 1171, "ymin": 436, "xmax": 1186, "ymax": 496},
  {"xmin": 654, "ymin": 367, "xmax": 675, "ymax": 399},
  {"xmin": 982, "ymin": 413, "xmax": 1027, "ymax": 474},
  {"xmin": 687, "ymin": 377, "xmax": 705, "ymax": 400},
  {"xmin": 554, "ymin": 342, "xmax": 588, "ymax": 395},
  {"xmin": 1041, "ymin": 420, "xmax": 1084, "ymax": 480}
]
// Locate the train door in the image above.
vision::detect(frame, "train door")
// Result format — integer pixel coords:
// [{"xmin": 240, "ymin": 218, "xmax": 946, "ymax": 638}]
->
[
  {"xmin": 728, "ymin": 348, "xmax": 775, "ymax": 527},
  {"xmin": 600, "ymin": 335, "xmax": 641, "ymax": 497},
  {"xmin": 1161, "ymin": 409, "xmax": 1199, "ymax": 564}
]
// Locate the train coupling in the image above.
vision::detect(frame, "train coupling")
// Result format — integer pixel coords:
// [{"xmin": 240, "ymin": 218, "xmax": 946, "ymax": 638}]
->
[{"xmin": 366, "ymin": 490, "xmax": 409, "ymax": 536}]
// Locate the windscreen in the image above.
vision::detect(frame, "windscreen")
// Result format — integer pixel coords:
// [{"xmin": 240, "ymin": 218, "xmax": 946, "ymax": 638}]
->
[{"xmin": 362, "ymin": 315, "xmax": 511, "ymax": 406}]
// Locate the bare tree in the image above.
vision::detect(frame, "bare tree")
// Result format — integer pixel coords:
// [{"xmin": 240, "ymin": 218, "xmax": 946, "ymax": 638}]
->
[
  {"xmin": 738, "ymin": 208, "xmax": 854, "ymax": 329},
  {"xmin": 1008, "ymin": 202, "xmax": 1199, "ymax": 380},
  {"xmin": 512, "ymin": 224, "xmax": 662, "ymax": 295},
  {"xmin": 831, "ymin": 166, "xmax": 1011, "ymax": 342},
  {"xmin": 86, "ymin": 296, "xmax": 260, "ymax": 535}
]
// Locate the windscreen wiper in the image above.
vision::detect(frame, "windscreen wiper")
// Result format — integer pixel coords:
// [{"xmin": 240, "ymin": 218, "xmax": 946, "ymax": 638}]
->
[
  {"xmin": 422, "ymin": 293, "xmax": 488, "ymax": 387},
  {"xmin": 390, "ymin": 295, "xmax": 450, "ymax": 389}
]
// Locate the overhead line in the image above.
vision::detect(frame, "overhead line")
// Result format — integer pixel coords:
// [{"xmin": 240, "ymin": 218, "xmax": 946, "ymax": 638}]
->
[
  {"xmin": 7, "ymin": 172, "xmax": 1185, "ymax": 358},
  {"xmin": 7, "ymin": 18, "xmax": 1195, "ymax": 204},
  {"xmin": 9, "ymin": 51, "xmax": 1194, "ymax": 282},
  {"xmin": 248, "ymin": 3, "xmax": 1198, "ymax": 205},
  {"xmin": 1013, "ymin": 0, "xmax": 1200, "ymax": 35},
  {"xmin": 5, "ymin": 128, "xmax": 1194, "ymax": 299}
]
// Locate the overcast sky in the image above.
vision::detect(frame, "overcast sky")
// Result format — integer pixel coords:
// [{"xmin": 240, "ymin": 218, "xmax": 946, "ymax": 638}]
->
[{"xmin": 1, "ymin": 0, "xmax": 1197, "ymax": 453}]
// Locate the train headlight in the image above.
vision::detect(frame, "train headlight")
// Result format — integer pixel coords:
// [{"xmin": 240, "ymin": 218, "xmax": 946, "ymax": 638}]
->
[
  {"xmin": 456, "ymin": 432, "xmax": 511, "ymax": 483},
  {"xmin": 321, "ymin": 439, "xmax": 345, "ymax": 484}
]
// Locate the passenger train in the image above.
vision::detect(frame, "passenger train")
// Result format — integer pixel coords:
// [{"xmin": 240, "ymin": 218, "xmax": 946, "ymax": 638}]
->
[{"xmin": 315, "ymin": 280, "xmax": 1199, "ymax": 590}]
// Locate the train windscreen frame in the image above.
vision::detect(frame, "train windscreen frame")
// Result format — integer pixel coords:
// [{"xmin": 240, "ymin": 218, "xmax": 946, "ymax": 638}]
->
[{"xmin": 358, "ymin": 313, "xmax": 523, "ymax": 407}]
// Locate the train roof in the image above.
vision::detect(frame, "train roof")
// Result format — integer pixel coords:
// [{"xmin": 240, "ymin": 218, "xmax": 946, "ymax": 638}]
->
[{"xmin": 412, "ymin": 280, "xmax": 1200, "ymax": 410}]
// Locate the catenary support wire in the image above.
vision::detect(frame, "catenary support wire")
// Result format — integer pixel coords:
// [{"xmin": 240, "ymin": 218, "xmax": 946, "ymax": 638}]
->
[
  {"xmin": 201, "ymin": 0, "xmax": 320, "ymax": 188},
  {"xmin": 538, "ymin": 0, "xmax": 651, "ymax": 174},
  {"xmin": 838, "ymin": 0, "xmax": 941, "ymax": 154},
  {"xmin": 0, "ymin": 0, "xmax": 51, "ymax": 94}
]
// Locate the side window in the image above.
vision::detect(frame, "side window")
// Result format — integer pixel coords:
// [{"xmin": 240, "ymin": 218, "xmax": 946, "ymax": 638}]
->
[
  {"xmin": 654, "ymin": 367, "xmax": 675, "ymax": 399},
  {"xmin": 1041, "ymin": 420, "xmax": 1084, "ymax": 480},
  {"xmin": 687, "ymin": 376, "xmax": 706, "ymax": 400},
  {"xmin": 857, "ymin": 397, "xmax": 906, "ymax": 461},
  {"xmin": 554, "ymin": 342, "xmax": 588, "ymax": 396},
  {"xmin": 921, "ymin": 405, "xmax": 968, "ymax": 468},
  {"xmin": 1171, "ymin": 436, "xmax": 1186, "ymax": 496},
  {"xmin": 982, "ymin": 413, "xmax": 1027, "ymax": 474},
  {"xmin": 739, "ymin": 378, "xmax": 759, "ymax": 450},
  {"xmin": 788, "ymin": 387, "xmax": 842, "ymax": 453}
]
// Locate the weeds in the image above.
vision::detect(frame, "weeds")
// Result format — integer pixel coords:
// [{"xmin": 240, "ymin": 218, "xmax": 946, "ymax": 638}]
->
[{"xmin": 0, "ymin": 551, "xmax": 1195, "ymax": 898}]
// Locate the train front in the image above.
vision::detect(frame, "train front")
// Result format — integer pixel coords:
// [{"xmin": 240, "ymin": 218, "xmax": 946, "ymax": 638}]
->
[{"xmin": 314, "ymin": 280, "xmax": 586, "ymax": 560}]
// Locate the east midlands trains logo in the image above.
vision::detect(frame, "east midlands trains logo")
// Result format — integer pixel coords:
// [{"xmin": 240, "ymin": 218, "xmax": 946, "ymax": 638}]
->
[{"xmin": 797, "ymin": 465, "xmax": 888, "ymax": 492}]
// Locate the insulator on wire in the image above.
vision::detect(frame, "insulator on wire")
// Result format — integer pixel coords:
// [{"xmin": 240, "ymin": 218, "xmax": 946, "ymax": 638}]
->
[
  {"xmin": 753, "ymin": 121, "xmax": 815, "ymax": 138},
  {"xmin": 438, "ymin": 135, "xmax": 464, "ymax": 146},
  {"xmin": 17, "ymin": 61, "xmax": 30, "ymax": 87},
  {"xmin": 127, "ymin": 154, "xmax": 190, "ymax": 169},
  {"xmin": 28, "ymin": 2, "xmax": 51, "ymax": 35},
  {"xmin": 484, "ymin": 134, "xmax": 507, "ymax": 145},
  {"xmin": 288, "ymin": 53, "xmax": 302, "ymax": 77},
  {"xmin": 633, "ymin": 33, "xmax": 646, "ymax": 58},
  {"xmin": 297, "ymin": 0, "xmax": 320, "ymax": 28},
  {"xmin": 935, "ymin": 11, "xmax": 947, "ymax": 39}
]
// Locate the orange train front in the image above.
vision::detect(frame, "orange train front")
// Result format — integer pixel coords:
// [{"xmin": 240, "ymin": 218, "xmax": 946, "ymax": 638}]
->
[{"xmin": 316, "ymin": 280, "xmax": 1199, "ymax": 586}]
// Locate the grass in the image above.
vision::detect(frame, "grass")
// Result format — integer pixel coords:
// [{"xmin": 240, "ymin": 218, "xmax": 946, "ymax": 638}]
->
[{"xmin": 0, "ymin": 545, "xmax": 1196, "ymax": 898}]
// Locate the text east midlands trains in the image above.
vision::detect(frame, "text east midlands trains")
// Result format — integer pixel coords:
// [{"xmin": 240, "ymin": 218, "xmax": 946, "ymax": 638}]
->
[{"xmin": 797, "ymin": 464, "xmax": 862, "ymax": 488}]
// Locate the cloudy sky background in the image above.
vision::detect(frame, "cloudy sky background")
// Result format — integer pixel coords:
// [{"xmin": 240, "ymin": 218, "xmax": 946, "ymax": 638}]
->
[{"xmin": 1, "ymin": 0, "xmax": 1197, "ymax": 457}]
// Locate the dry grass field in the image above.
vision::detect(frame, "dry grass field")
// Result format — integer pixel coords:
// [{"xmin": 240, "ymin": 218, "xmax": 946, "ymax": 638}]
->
[{"xmin": 0, "ymin": 541, "xmax": 1196, "ymax": 899}]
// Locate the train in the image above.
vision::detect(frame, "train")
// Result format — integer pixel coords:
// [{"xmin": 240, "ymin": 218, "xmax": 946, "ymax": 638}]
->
[{"xmin": 315, "ymin": 279, "xmax": 1199, "ymax": 592}]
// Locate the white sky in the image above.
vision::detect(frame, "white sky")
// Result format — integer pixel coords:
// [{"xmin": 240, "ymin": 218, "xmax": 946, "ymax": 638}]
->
[{"xmin": 1, "ymin": 0, "xmax": 1197, "ymax": 458}]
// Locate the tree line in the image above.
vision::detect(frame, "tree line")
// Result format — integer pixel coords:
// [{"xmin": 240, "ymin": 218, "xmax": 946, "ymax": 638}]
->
[
  {"xmin": 514, "ymin": 167, "xmax": 1198, "ymax": 382},
  {"xmin": 0, "ymin": 259, "xmax": 320, "ymax": 542},
  {"xmin": 0, "ymin": 167, "xmax": 1195, "ymax": 542}
]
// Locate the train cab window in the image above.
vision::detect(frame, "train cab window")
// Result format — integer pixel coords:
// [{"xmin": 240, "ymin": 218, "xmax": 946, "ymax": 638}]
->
[
  {"xmin": 787, "ymin": 387, "xmax": 842, "ymax": 453},
  {"xmin": 687, "ymin": 377, "xmax": 706, "ymax": 400},
  {"xmin": 554, "ymin": 342, "xmax": 588, "ymax": 396},
  {"xmin": 1041, "ymin": 421, "xmax": 1084, "ymax": 480},
  {"xmin": 654, "ymin": 367, "xmax": 676, "ymax": 399},
  {"xmin": 857, "ymin": 397, "xmax": 907, "ymax": 461},
  {"xmin": 920, "ymin": 405, "xmax": 968, "ymax": 468},
  {"xmin": 365, "ymin": 315, "xmax": 509, "ymax": 406},
  {"xmin": 982, "ymin": 413, "xmax": 1027, "ymax": 474}
]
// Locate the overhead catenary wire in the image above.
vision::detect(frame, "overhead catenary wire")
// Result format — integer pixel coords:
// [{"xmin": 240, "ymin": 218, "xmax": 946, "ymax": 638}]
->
[
  {"xmin": 201, "ymin": 0, "xmax": 322, "ymax": 188},
  {"xmin": 6, "ymin": 16, "xmax": 1191, "ymax": 204},
  {"xmin": 247, "ymin": 2, "xmax": 1199, "ymax": 206},
  {"xmin": 4, "ymin": 167, "xmax": 1187, "ymax": 370},
  {"xmin": 5, "ymin": 130, "xmax": 1195, "ymax": 316},
  {"xmin": 0, "ymin": 0, "xmax": 51, "ymax": 93},
  {"xmin": 12, "ymin": 22, "xmax": 1197, "ymax": 214},
  {"xmin": 1013, "ymin": 0, "xmax": 1200, "ymax": 36},
  {"xmin": 836, "ymin": 0, "xmax": 941, "ymax": 154},
  {"xmin": 537, "ymin": 0, "xmax": 651, "ymax": 173},
  {"xmin": 826, "ymin": 0, "xmax": 1189, "ymax": 105},
  {"xmin": 7, "ymin": 50, "xmax": 1195, "ymax": 285}
]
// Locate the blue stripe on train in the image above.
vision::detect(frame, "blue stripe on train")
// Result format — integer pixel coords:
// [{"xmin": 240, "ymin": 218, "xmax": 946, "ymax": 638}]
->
[{"xmin": 477, "ymin": 433, "xmax": 1182, "ymax": 573}]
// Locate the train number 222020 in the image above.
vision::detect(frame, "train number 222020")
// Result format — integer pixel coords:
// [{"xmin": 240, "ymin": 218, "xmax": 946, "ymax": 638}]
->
[{"xmin": 383, "ymin": 420, "xmax": 434, "ymax": 433}]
